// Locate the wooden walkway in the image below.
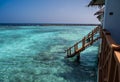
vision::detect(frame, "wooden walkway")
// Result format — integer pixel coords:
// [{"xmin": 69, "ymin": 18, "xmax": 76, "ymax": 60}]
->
[
  {"xmin": 65, "ymin": 26, "xmax": 101, "ymax": 58},
  {"xmin": 65, "ymin": 26, "xmax": 120, "ymax": 82}
]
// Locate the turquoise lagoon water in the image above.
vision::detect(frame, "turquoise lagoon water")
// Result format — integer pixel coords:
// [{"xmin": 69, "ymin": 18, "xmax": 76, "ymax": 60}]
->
[{"xmin": 0, "ymin": 26, "xmax": 99, "ymax": 82}]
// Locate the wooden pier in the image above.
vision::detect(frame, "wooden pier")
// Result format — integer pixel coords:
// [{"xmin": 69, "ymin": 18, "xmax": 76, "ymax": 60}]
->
[
  {"xmin": 65, "ymin": 26, "xmax": 120, "ymax": 82},
  {"xmin": 65, "ymin": 26, "xmax": 101, "ymax": 58}
]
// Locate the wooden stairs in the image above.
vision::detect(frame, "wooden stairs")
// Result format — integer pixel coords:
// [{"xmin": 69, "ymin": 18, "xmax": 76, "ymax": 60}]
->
[{"xmin": 65, "ymin": 26, "xmax": 101, "ymax": 58}]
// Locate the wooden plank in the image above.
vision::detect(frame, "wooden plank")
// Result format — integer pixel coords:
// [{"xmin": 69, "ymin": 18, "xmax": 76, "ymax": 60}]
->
[{"xmin": 114, "ymin": 51, "xmax": 120, "ymax": 66}]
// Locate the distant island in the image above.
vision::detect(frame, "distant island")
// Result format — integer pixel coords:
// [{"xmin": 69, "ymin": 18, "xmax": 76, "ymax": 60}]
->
[{"xmin": 0, "ymin": 23, "xmax": 100, "ymax": 26}]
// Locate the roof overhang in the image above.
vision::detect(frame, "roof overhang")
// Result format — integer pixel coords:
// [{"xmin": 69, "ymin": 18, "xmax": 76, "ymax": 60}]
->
[
  {"xmin": 88, "ymin": 0, "xmax": 105, "ymax": 7},
  {"xmin": 94, "ymin": 8, "xmax": 104, "ymax": 15}
]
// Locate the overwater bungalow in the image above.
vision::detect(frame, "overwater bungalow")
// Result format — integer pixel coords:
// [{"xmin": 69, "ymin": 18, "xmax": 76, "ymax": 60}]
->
[
  {"xmin": 0, "ymin": 0, "xmax": 119, "ymax": 82},
  {"xmin": 65, "ymin": 0, "xmax": 120, "ymax": 82}
]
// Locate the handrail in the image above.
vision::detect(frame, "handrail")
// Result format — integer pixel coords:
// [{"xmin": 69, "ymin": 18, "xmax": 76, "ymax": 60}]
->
[
  {"xmin": 98, "ymin": 28, "xmax": 120, "ymax": 82},
  {"xmin": 65, "ymin": 26, "xmax": 101, "ymax": 51},
  {"xmin": 65, "ymin": 27, "xmax": 94, "ymax": 51}
]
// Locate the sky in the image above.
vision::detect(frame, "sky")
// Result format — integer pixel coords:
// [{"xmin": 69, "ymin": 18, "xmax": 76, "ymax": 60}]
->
[{"xmin": 0, "ymin": 0, "xmax": 100, "ymax": 24}]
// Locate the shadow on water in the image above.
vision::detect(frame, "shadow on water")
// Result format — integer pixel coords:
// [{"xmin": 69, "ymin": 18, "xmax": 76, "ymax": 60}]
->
[{"xmin": 56, "ymin": 45, "xmax": 98, "ymax": 82}]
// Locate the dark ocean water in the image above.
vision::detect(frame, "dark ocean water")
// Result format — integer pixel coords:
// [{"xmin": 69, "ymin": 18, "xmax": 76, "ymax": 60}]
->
[{"xmin": 0, "ymin": 26, "xmax": 99, "ymax": 82}]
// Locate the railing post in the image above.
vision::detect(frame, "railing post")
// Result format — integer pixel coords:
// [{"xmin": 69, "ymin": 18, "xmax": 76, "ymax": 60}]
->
[
  {"xmin": 82, "ymin": 37, "xmax": 86, "ymax": 49},
  {"xmin": 89, "ymin": 30, "xmax": 94, "ymax": 45},
  {"xmin": 74, "ymin": 42, "xmax": 80, "ymax": 62},
  {"xmin": 67, "ymin": 48, "xmax": 71, "ymax": 56},
  {"xmin": 74, "ymin": 43, "xmax": 78, "ymax": 52},
  {"xmin": 91, "ymin": 30, "xmax": 94, "ymax": 42}
]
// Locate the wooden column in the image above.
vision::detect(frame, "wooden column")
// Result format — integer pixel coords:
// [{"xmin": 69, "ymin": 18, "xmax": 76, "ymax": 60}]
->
[
  {"xmin": 76, "ymin": 53, "xmax": 80, "ymax": 62},
  {"xmin": 73, "ymin": 43, "xmax": 80, "ymax": 62},
  {"xmin": 82, "ymin": 37, "xmax": 86, "ymax": 49}
]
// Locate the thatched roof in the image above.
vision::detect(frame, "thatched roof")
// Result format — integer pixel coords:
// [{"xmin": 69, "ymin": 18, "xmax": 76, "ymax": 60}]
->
[
  {"xmin": 88, "ymin": 0, "xmax": 105, "ymax": 7},
  {"xmin": 97, "ymin": 14, "xmax": 103, "ymax": 21},
  {"xmin": 94, "ymin": 8, "xmax": 104, "ymax": 15},
  {"xmin": 97, "ymin": 15, "xmax": 101, "ymax": 21}
]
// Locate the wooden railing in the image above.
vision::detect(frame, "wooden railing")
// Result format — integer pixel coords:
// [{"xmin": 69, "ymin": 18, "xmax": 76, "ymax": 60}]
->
[
  {"xmin": 98, "ymin": 29, "xmax": 120, "ymax": 82},
  {"xmin": 65, "ymin": 26, "xmax": 101, "ymax": 58}
]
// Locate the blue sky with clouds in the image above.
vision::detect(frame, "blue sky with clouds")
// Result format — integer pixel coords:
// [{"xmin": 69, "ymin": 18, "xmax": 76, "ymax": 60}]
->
[{"xmin": 0, "ymin": 0, "xmax": 99, "ymax": 24}]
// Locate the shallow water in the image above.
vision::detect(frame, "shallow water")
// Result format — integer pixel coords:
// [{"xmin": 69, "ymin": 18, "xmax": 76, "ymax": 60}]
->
[{"xmin": 0, "ymin": 26, "xmax": 99, "ymax": 82}]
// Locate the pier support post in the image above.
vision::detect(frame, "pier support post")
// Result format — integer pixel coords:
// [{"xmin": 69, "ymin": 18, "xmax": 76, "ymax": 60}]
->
[{"xmin": 75, "ymin": 53, "xmax": 80, "ymax": 63}]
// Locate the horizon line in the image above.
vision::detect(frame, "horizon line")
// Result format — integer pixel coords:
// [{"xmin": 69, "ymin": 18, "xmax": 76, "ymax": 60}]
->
[{"xmin": 0, "ymin": 23, "xmax": 100, "ymax": 26}]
